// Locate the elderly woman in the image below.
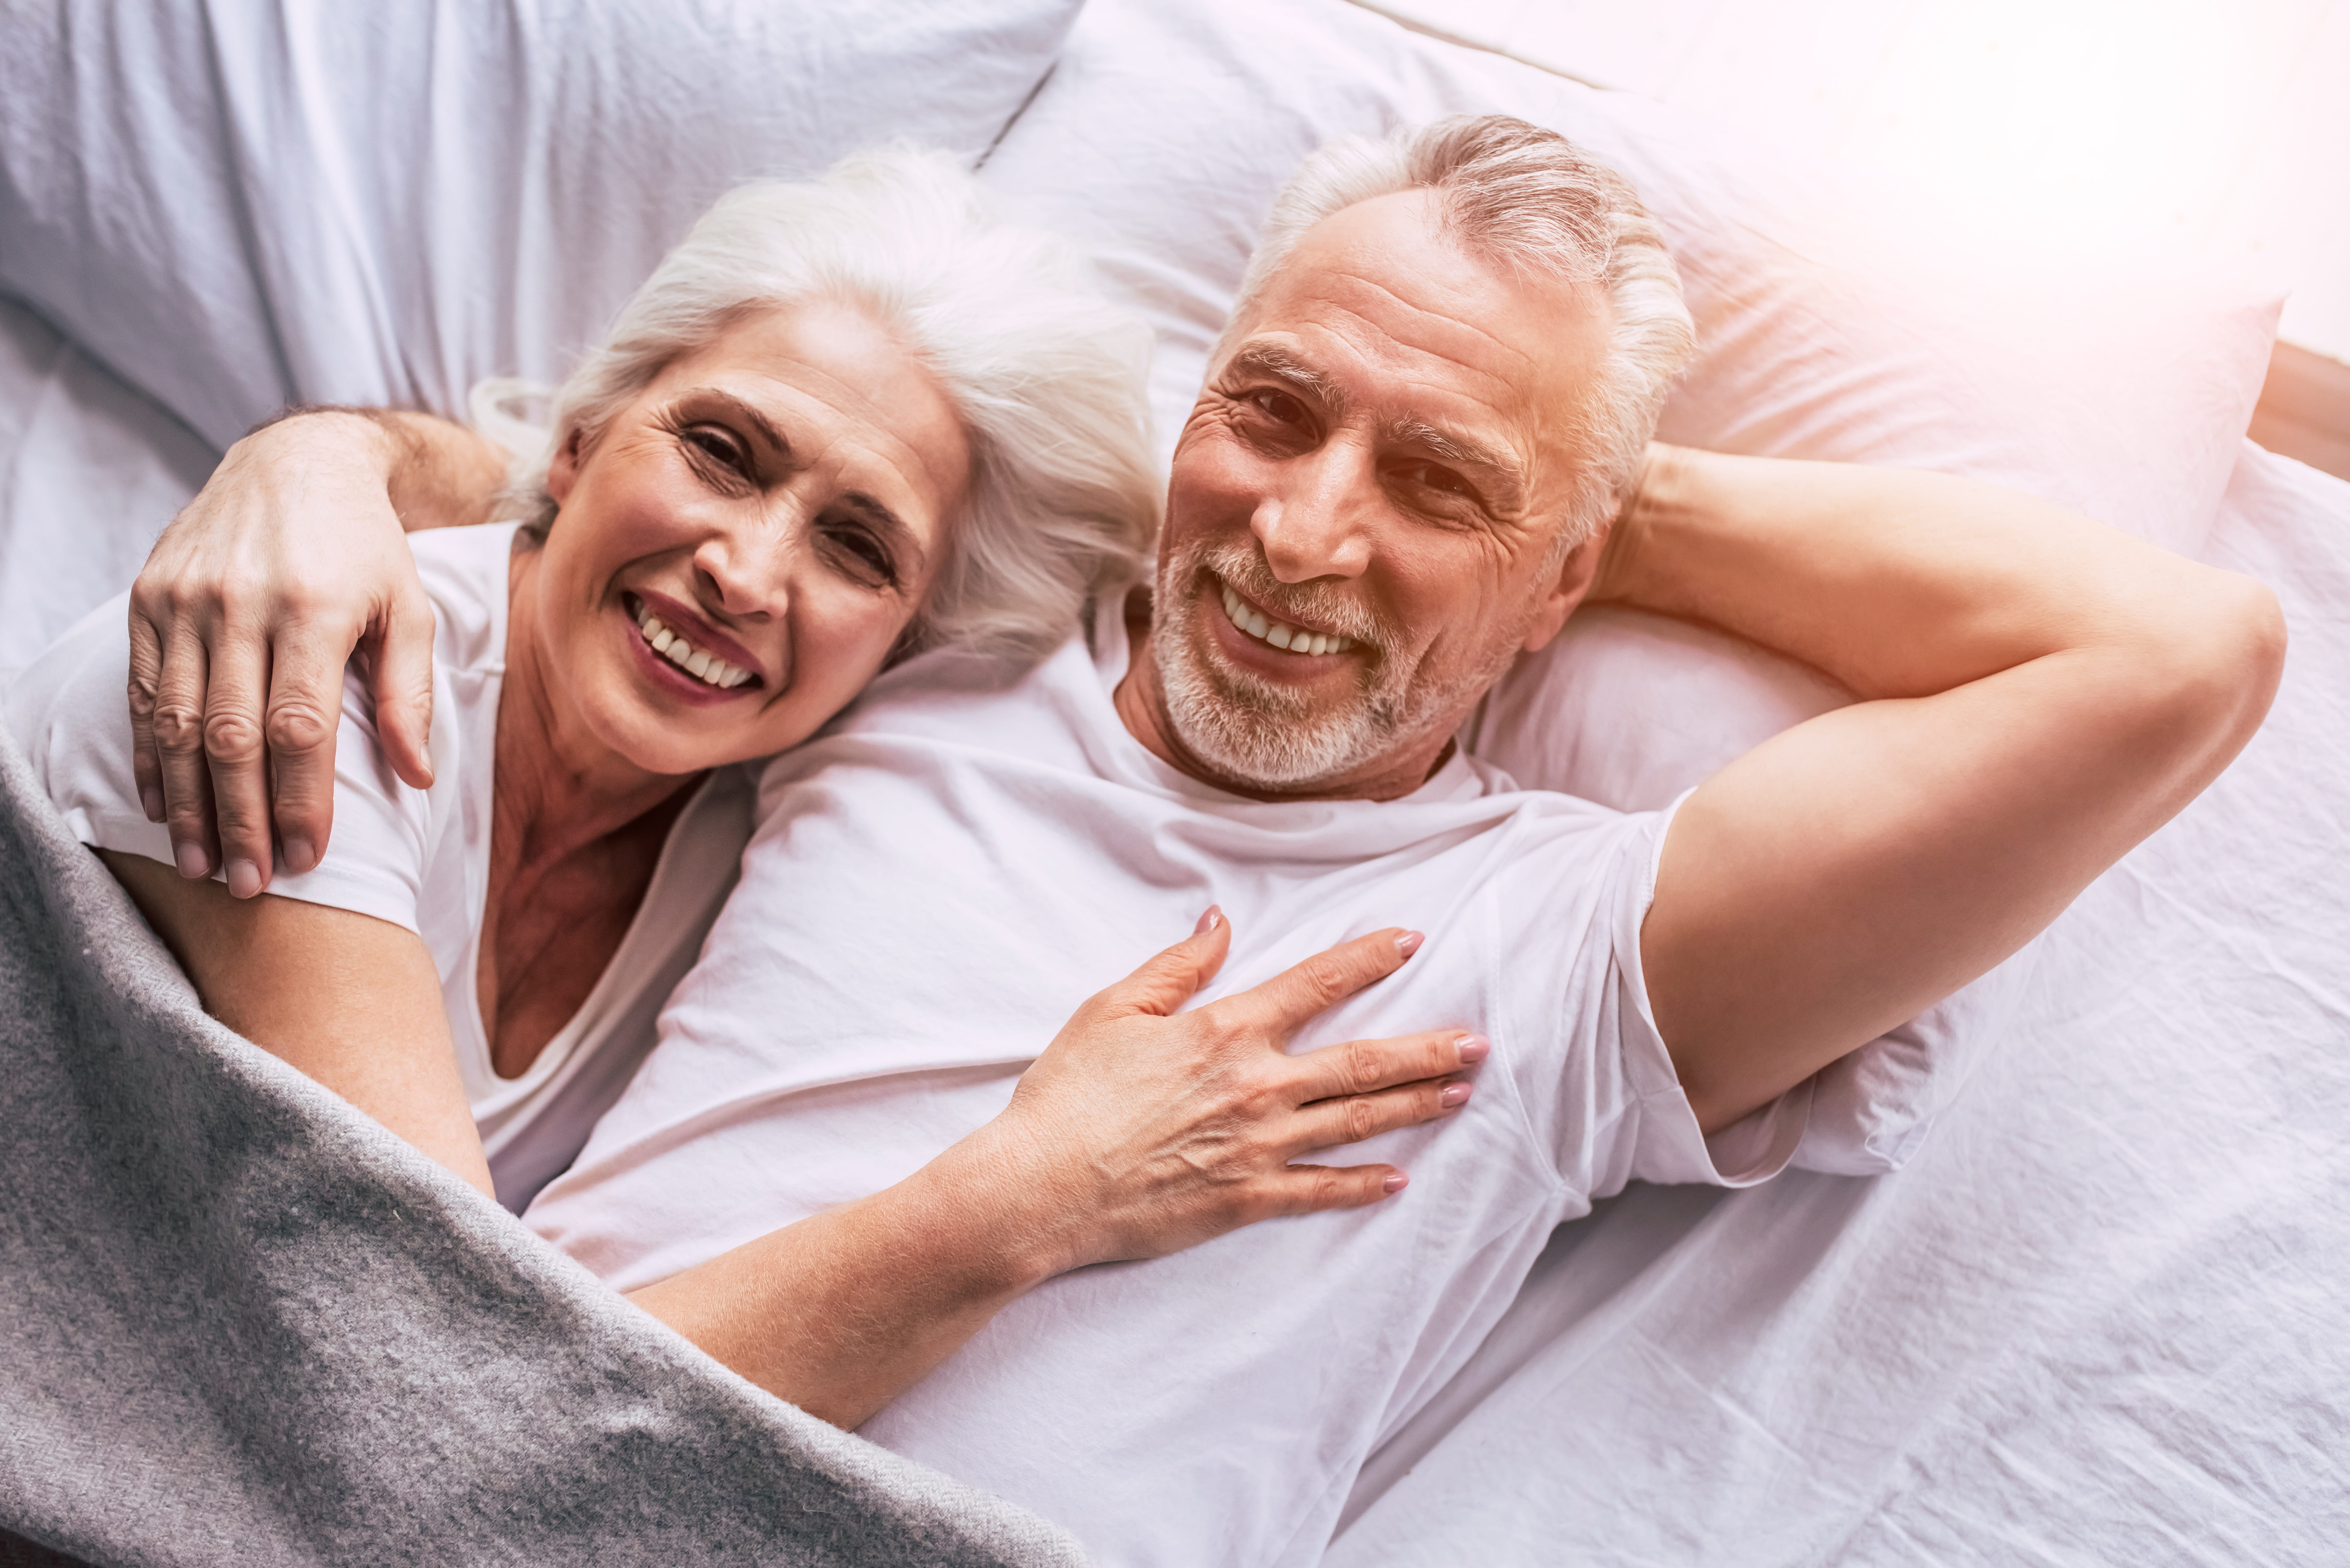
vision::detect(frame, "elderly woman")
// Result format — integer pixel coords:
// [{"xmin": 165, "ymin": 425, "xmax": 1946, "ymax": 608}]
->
[{"xmin": 4, "ymin": 150, "xmax": 1476, "ymax": 1428}]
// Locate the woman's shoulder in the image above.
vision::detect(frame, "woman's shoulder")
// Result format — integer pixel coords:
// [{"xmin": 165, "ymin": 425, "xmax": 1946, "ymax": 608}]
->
[{"xmin": 408, "ymin": 520, "xmax": 524, "ymax": 677}]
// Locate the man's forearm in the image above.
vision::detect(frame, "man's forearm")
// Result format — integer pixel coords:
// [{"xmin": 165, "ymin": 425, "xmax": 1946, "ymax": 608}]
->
[
  {"xmin": 261, "ymin": 407, "xmax": 509, "ymax": 533},
  {"xmin": 1593, "ymin": 445, "xmax": 2229, "ymax": 698}
]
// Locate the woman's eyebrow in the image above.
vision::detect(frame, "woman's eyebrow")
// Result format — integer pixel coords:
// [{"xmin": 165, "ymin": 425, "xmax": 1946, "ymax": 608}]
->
[
  {"xmin": 837, "ymin": 492, "xmax": 927, "ymax": 573},
  {"xmin": 680, "ymin": 387, "xmax": 794, "ymax": 460}
]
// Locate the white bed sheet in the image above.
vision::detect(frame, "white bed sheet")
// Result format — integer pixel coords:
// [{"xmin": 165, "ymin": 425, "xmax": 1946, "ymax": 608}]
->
[
  {"xmin": 1330, "ymin": 442, "xmax": 2350, "ymax": 1565},
  {"xmin": 0, "ymin": 295, "xmax": 212, "ymax": 674}
]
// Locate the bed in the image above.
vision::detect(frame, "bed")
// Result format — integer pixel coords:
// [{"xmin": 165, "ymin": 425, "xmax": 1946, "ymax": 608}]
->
[{"xmin": 2, "ymin": 1, "xmax": 2344, "ymax": 1562}]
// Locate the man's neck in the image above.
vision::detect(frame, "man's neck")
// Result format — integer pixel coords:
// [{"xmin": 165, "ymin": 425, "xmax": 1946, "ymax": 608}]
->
[{"xmin": 1109, "ymin": 589, "xmax": 1457, "ymax": 804}]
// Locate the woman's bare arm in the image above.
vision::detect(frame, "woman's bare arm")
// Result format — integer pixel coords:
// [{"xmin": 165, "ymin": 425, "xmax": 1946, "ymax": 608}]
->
[
  {"xmin": 127, "ymin": 409, "xmax": 504, "ymax": 898},
  {"xmin": 101, "ymin": 850, "xmax": 495, "ymax": 1196},
  {"xmin": 96, "ymin": 873, "xmax": 1475, "ymax": 1429},
  {"xmin": 629, "ymin": 918, "xmax": 1477, "ymax": 1429}
]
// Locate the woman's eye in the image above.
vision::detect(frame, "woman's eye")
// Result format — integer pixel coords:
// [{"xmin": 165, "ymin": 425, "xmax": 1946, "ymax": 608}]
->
[
  {"xmin": 681, "ymin": 425, "xmax": 749, "ymax": 478},
  {"xmin": 822, "ymin": 524, "xmax": 897, "ymax": 587}
]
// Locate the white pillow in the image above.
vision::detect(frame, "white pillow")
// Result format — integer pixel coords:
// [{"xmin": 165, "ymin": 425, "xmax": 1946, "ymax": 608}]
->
[
  {"xmin": 978, "ymin": 0, "xmax": 2275, "ymax": 1172},
  {"xmin": 0, "ymin": 0, "xmax": 1084, "ymax": 452}
]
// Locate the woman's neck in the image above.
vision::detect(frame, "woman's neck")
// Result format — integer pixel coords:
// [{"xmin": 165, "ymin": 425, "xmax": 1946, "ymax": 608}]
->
[{"xmin": 495, "ymin": 548, "xmax": 700, "ymax": 873}]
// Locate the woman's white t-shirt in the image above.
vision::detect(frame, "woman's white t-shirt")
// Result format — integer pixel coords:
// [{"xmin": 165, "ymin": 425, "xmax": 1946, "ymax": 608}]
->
[{"xmin": 4, "ymin": 522, "xmax": 754, "ymax": 1210}]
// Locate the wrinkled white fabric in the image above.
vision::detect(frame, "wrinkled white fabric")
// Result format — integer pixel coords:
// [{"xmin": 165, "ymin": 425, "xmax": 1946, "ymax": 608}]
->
[
  {"xmin": 0, "ymin": 296, "xmax": 213, "ymax": 672},
  {"xmin": 0, "ymin": 0, "xmax": 1083, "ymax": 450}
]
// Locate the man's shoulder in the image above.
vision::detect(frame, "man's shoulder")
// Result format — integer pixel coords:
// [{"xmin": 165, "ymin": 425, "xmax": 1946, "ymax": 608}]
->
[{"xmin": 755, "ymin": 628, "xmax": 1105, "ymax": 793}]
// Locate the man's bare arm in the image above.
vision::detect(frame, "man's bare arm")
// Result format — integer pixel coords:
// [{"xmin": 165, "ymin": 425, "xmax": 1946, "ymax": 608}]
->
[
  {"xmin": 128, "ymin": 409, "xmax": 507, "ymax": 897},
  {"xmin": 1600, "ymin": 446, "xmax": 2285, "ymax": 1132}
]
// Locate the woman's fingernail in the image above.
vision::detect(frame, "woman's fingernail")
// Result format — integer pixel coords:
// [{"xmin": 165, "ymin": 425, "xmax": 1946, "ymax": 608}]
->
[
  {"xmin": 1193, "ymin": 904, "xmax": 1223, "ymax": 935},
  {"xmin": 1455, "ymin": 1033, "xmax": 1490, "ymax": 1065},
  {"xmin": 284, "ymin": 836, "xmax": 317, "ymax": 874},
  {"xmin": 139, "ymin": 786, "xmax": 165, "ymax": 822},
  {"xmin": 1439, "ymin": 1082, "xmax": 1473, "ymax": 1109},
  {"xmin": 1382, "ymin": 1172, "xmax": 1410, "ymax": 1194},
  {"xmin": 226, "ymin": 859, "xmax": 262, "ymax": 899},
  {"xmin": 1395, "ymin": 930, "xmax": 1425, "ymax": 959},
  {"xmin": 173, "ymin": 841, "xmax": 209, "ymax": 879}
]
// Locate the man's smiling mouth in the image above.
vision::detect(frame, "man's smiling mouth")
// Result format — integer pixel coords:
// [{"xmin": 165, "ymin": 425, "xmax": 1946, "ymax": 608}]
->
[{"xmin": 1217, "ymin": 578, "xmax": 1358, "ymax": 657}]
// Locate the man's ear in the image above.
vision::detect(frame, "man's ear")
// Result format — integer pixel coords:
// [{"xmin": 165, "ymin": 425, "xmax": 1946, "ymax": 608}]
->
[
  {"xmin": 1519, "ymin": 520, "xmax": 1610, "ymax": 654},
  {"xmin": 546, "ymin": 426, "xmax": 586, "ymax": 506}
]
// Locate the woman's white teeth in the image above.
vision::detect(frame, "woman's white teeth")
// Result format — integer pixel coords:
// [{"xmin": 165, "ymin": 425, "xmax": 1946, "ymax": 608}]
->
[
  {"xmin": 1219, "ymin": 582, "xmax": 1353, "ymax": 657},
  {"xmin": 634, "ymin": 607, "xmax": 752, "ymax": 689}
]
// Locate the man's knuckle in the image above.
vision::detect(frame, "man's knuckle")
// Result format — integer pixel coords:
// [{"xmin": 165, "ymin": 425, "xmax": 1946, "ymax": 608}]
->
[
  {"xmin": 202, "ymin": 709, "xmax": 264, "ymax": 761},
  {"xmin": 264, "ymin": 701, "xmax": 336, "ymax": 752},
  {"xmin": 152, "ymin": 703, "xmax": 207, "ymax": 756}
]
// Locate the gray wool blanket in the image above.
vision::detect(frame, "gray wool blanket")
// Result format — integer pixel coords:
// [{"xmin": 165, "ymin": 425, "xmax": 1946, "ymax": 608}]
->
[{"xmin": 0, "ymin": 717, "xmax": 1086, "ymax": 1568}]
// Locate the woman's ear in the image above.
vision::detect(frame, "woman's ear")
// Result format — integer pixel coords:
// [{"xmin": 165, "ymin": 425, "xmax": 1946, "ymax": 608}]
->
[{"xmin": 546, "ymin": 426, "xmax": 585, "ymax": 506}]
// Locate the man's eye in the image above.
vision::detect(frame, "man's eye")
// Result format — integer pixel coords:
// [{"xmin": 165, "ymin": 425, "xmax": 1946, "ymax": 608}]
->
[
  {"xmin": 1402, "ymin": 462, "xmax": 1475, "ymax": 500},
  {"xmin": 1247, "ymin": 389, "xmax": 1308, "ymax": 427}
]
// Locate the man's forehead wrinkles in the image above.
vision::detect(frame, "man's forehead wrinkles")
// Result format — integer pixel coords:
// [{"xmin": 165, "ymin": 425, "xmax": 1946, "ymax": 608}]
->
[{"xmin": 1304, "ymin": 263, "xmax": 1548, "ymax": 378}]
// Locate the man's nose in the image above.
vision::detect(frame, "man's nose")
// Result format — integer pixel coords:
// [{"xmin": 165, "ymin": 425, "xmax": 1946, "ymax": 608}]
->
[{"xmin": 1253, "ymin": 439, "xmax": 1376, "ymax": 584}]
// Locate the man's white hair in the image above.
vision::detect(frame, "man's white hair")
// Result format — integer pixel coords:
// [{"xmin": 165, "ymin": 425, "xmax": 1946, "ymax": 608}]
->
[
  {"xmin": 474, "ymin": 146, "xmax": 1159, "ymax": 662},
  {"xmin": 1221, "ymin": 115, "xmax": 1695, "ymax": 551}
]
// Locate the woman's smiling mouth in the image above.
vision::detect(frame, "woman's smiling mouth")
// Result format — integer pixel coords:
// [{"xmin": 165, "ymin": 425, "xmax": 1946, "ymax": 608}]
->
[{"xmin": 624, "ymin": 592, "xmax": 761, "ymax": 692}]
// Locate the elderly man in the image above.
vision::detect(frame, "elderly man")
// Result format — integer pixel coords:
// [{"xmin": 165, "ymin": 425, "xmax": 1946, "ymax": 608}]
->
[{"xmin": 125, "ymin": 118, "xmax": 2279, "ymax": 1566}]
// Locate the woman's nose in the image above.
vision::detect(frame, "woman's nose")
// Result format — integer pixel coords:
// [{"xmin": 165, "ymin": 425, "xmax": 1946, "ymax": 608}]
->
[
  {"xmin": 1252, "ymin": 441, "xmax": 1375, "ymax": 583},
  {"xmin": 693, "ymin": 528, "xmax": 795, "ymax": 624}
]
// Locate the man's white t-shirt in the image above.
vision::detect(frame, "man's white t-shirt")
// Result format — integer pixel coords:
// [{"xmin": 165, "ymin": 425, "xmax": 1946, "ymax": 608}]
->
[
  {"xmin": 525, "ymin": 601, "xmax": 1809, "ymax": 1568},
  {"xmin": 3, "ymin": 522, "xmax": 753, "ymax": 1210}
]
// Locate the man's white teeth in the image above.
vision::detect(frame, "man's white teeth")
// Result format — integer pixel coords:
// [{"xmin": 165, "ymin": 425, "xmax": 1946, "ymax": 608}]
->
[
  {"xmin": 634, "ymin": 607, "xmax": 753, "ymax": 689},
  {"xmin": 1219, "ymin": 582, "xmax": 1354, "ymax": 657}
]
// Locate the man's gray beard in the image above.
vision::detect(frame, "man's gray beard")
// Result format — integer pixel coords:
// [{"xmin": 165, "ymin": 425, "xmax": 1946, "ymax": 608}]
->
[{"xmin": 1149, "ymin": 538, "xmax": 1531, "ymax": 792}]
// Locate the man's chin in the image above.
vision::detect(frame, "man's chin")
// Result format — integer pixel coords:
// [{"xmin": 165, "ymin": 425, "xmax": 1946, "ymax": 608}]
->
[{"xmin": 1159, "ymin": 627, "xmax": 1384, "ymax": 791}]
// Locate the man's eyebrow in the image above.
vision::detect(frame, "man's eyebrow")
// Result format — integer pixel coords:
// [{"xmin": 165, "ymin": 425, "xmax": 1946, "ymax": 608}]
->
[
  {"xmin": 1222, "ymin": 345, "xmax": 1347, "ymax": 417},
  {"xmin": 1385, "ymin": 415, "xmax": 1528, "ymax": 512}
]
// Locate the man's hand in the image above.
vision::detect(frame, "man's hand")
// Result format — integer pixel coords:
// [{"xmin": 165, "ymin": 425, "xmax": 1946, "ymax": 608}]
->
[{"xmin": 127, "ymin": 408, "xmax": 507, "ymax": 896}]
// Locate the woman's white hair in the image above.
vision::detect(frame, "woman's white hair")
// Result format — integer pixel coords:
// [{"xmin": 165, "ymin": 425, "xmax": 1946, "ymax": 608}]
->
[
  {"xmin": 1223, "ymin": 115, "xmax": 1695, "ymax": 552},
  {"xmin": 472, "ymin": 146, "xmax": 1160, "ymax": 663}
]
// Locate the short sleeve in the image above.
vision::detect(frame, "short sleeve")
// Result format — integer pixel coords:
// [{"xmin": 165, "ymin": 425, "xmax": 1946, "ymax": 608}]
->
[
  {"xmin": 1491, "ymin": 787, "xmax": 1809, "ymax": 1202},
  {"xmin": 5, "ymin": 592, "xmax": 441, "ymax": 934},
  {"xmin": 1613, "ymin": 789, "xmax": 1810, "ymax": 1188}
]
